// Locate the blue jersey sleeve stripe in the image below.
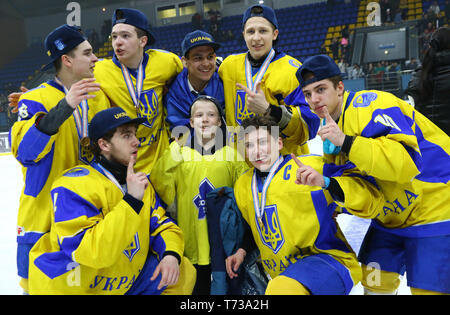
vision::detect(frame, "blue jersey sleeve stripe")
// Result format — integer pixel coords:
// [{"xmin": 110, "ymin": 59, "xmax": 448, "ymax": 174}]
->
[
  {"xmin": 323, "ymin": 161, "xmax": 357, "ymax": 178},
  {"xmin": 149, "ymin": 234, "xmax": 167, "ymax": 260},
  {"xmin": 23, "ymin": 147, "xmax": 54, "ymax": 197},
  {"xmin": 372, "ymin": 219, "xmax": 450, "ymax": 238},
  {"xmin": 52, "ymin": 187, "xmax": 101, "ymax": 223},
  {"xmin": 311, "ymin": 190, "xmax": 351, "ymax": 254},
  {"xmin": 414, "ymin": 125, "xmax": 450, "ymax": 183},
  {"xmin": 17, "ymin": 125, "xmax": 52, "ymax": 165},
  {"xmin": 34, "ymin": 251, "xmax": 77, "ymax": 279}
]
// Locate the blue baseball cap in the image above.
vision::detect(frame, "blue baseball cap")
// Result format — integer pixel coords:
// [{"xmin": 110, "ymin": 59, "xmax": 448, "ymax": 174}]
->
[
  {"xmin": 296, "ymin": 54, "xmax": 342, "ymax": 88},
  {"xmin": 112, "ymin": 8, "xmax": 155, "ymax": 46},
  {"xmin": 242, "ymin": 5, "xmax": 279, "ymax": 29},
  {"xmin": 181, "ymin": 30, "xmax": 221, "ymax": 57},
  {"xmin": 89, "ymin": 107, "xmax": 146, "ymax": 142},
  {"xmin": 42, "ymin": 24, "xmax": 87, "ymax": 71}
]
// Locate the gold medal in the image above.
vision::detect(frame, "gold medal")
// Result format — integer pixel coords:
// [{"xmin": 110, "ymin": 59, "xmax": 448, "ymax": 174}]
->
[{"xmin": 80, "ymin": 136, "xmax": 90, "ymax": 148}]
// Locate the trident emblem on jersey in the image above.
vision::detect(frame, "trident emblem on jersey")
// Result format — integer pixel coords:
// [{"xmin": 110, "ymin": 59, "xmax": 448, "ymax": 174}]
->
[
  {"xmin": 235, "ymin": 90, "xmax": 255, "ymax": 125},
  {"xmin": 257, "ymin": 204, "xmax": 284, "ymax": 254},
  {"xmin": 123, "ymin": 233, "xmax": 140, "ymax": 262},
  {"xmin": 137, "ymin": 89, "xmax": 159, "ymax": 128},
  {"xmin": 255, "ymin": 205, "xmax": 284, "ymax": 254},
  {"xmin": 193, "ymin": 178, "xmax": 215, "ymax": 220}
]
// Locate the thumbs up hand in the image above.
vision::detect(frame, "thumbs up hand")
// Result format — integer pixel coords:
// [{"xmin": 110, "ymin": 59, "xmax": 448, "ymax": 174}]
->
[
  {"xmin": 291, "ymin": 154, "xmax": 325, "ymax": 187},
  {"xmin": 236, "ymin": 81, "xmax": 270, "ymax": 115}
]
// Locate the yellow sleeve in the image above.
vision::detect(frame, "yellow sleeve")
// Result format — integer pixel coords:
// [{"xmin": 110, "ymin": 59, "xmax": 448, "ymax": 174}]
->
[{"xmin": 149, "ymin": 141, "xmax": 183, "ymax": 206}]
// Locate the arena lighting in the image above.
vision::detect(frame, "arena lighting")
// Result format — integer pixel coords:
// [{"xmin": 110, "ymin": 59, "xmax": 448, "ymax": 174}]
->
[{"xmin": 259, "ymin": 0, "xmax": 264, "ymax": 4}]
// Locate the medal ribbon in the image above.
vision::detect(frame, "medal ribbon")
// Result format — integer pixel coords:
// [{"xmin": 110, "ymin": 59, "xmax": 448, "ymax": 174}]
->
[
  {"xmin": 96, "ymin": 163, "xmax": 126, "ymax": 195},
  {"xmin": 245, "ymin": 48, "xmax": 275, "ymax": 92},
  {"xmin": 251, "ymin": 155, "xmax": 283, "ymax": 227},
  {"xmin": 120, "ymin": 58, "xmax": 144, "ymax": 115}
]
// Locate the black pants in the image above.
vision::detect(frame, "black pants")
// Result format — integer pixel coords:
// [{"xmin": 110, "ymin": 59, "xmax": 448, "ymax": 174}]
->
[{"xmin": 192, "ymin": 264, "xmax": 211, "ymax": 295}]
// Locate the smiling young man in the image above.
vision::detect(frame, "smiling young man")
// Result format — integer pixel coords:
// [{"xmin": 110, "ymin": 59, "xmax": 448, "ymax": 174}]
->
[
  {"xmin": 226, "ymin": 116, "xmax": 384, "ymax": 295},
  {"xmin": 93, "ymin": 8, "xmax": 183, "ymax": 174},
  {"xmin": 9, "ymin": 24, "xmax": 110, "ymax": 293},
  {"xmin": 297, "ymin": 54, "xmax": 450, "ymax": 295},
  {"xmin": 27, "ymin": 107, "xmax": 195, "ymax": 295},
  {"xmin": 218, "ymin": 4, "xmax": 318, "ymax": 156},
  {"xmin": 165, "ymin": 30, "xmax": 224, "ymax": 131}
]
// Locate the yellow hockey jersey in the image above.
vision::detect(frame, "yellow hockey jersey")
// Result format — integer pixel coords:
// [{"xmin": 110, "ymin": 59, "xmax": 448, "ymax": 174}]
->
[
  {"xmin": 10, "ymin": 80, "xmax": 110, "ymax": 247},
  {"xmin": 218, "ymin": 51, "xmax": 313, "ymax": 156},
  {"xmin": 324, "ymin": 90, "xmax": 450, "ymax": 236},
  {"xmin": 150, "ymin": 141, "xmax": 248, "ymax": 265},
  {"xmin": 94, "ymin": 49, "xmax": 183, "ymax": 174},
  {"xmin": 28, "ymin": 163, "xmax": 184, "ymax": 295},
  {"xmin": 234, "ymin": 154, "xmax": 384, "ymax": 284}
]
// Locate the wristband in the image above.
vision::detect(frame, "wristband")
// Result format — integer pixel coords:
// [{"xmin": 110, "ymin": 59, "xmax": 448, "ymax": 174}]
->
[{"xmin": 322, "ymin": 176, "xmax": 330, "ymax": 189}]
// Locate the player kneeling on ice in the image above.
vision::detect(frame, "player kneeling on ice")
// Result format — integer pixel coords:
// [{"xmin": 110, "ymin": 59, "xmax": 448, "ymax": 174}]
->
[
  {"xmin": 27, "ymin": 107, "xmax": 196, "ymax": 295},
  {"xmin": 225, "ymin": 116, "xmax": 384, "ymax": 295}
]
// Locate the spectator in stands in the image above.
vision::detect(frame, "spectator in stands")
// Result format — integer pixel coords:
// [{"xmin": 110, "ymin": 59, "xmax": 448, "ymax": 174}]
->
[
  {"xmin": 428, "ymin": 0, "xmax": 441, "ymax": 17},
  {"xmin": 330, "ymin": 37, "xmax": 339, "ymax": 60},
  {"xmin": 338, "ymin": 58, "xmax": 347, "ymax": 77},
  {"xmin": 224, "ymin": 29, "xmax": 235, "ymax": 42},
  {"xmin": 192, "ymin": 12, "xmax": 203, "ymax": 31},
  {"xmin": 444, "ymin": 0, "xmax": 450, "ymax": 25},
  {"xmin": 405, "ymin": 26, "xmax": 450, "ymax": 135},
  {"xmin": 405, "ymin": 57, "xmax": 420, "ymax": 71},
  {"xmin": 394, "ymin": 8, "xmax": 403, "ymax": 24},
  {"xmin": 349, "ymin": 64, "xmax": 365, "ymax": 80},
  {"xmin": 374, "ymin": 61, "xmax": 386, "ymax": 83},
  {"xmin": 380, "ymin": 0, "xmax": 391, "ymax": 24},
  {"xmin": 165, "ymin": 30, "xmax": 224, "ymax": 131}
]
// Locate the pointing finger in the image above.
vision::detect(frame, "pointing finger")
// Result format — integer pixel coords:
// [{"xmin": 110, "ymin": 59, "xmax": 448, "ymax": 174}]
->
[
  {"xmin": 127, "ymin": 155, "xmax": 136, "ymax": 176},
  {"xmin": 290, "ymin": 154, "xmax": 304, "ymax": 168}
]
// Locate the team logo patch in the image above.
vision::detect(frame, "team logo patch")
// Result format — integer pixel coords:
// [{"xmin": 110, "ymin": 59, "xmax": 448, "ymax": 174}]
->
[
  {"xmin": 288, "ymin": 59, "xmax": 301, "ymax": 69},
  {"xmin": 235, "ymin": 90, "xmax": 255, "ymax": 125},
  {"xmin": 137, "ymin": 89, "xmax": 159, "ymax": 128},
  {"xmin": 63, "ymin": 167, "xmax": 90, "ymax": 177},
  {"xmin": 353, "ymin": 92, "xmax": 378, "ymax": 108},
  {"xmin": 257, "ymin": 204, "xmax": 284, "ymax": 254},
  {"xmin": 193, "ymin": 178, "xmax": 215, "ymax": 219},
  {"xmin": 54, "ymin": 39, "xmax": 65, "ymax": 51},
  {"xmin": 123, "ymin": 233, "xmax": 140, "ymax": 262}
]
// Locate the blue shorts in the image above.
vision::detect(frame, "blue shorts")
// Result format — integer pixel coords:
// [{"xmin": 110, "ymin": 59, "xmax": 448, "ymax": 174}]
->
[
  {"xmin": 281, "ymin": 254, "xmax": 354, "ymax": 295},
  {"xmin": 358, "ymin": 226, "xmax": 450, "ymax": 293},
  {"xmin": 125, "ymin": 254, "xmax": 165, "ymax": 295}
]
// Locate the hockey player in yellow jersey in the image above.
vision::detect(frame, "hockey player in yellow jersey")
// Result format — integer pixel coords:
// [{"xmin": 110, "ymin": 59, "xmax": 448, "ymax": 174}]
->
[
  {"xmin": 93, "ymin": 8, "xmax": 183, "ymax": 174},
  {"xmin": 28, "ymin": 107, "xmax": 195, "ymax": 295},
  {"xmin": 9, "ymin": 25, "xmax": 110, "ymax": 293},
  {"xmin": 218, "ymin": 4, "xmax": 319, "ymax": 157},
  {"xmin": 226, "ymin": 116, "xmax": 384, "ymax": 295},
  {"xmin": 151, "ymin": 96, "xmax": 248, "ymax": 294},
  {"xmin": 296, "ymin": 54, "xmax": 450, "ymax": 295}
]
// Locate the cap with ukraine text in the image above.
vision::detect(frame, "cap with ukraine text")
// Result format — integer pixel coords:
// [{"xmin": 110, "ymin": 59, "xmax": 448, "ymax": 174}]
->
[
  {"xmin": 112, "ymin": 8, "xmax": 155, "ymax": 46},
  {"xmin": 181, "ymin": 30, "xmax": 221, "ymax": 57},
  {"xmin": 89, "ymin": 107, "xmax": 146, "ymax": 142},
  {"xmin": 42, "ymin": 24, "xmax": 87, "ymax": 71},
  {"xmin": 242, "ymin": 4, "xmax": 279, "ymax": 29},
  {"xmin": 296, "ymin": 54, "xmax": 342, "ymax": 88}
]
